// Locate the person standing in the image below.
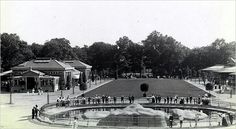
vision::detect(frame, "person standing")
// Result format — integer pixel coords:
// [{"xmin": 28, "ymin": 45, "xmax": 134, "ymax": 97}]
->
[
  {"xmin": 128, "ymin": 96, "xmax": 132, "ymax": 104},
  {"xmin": 72, "ymin": 117, "xmax": 78, "ymax": 129},
  {"xmin": 32, "ymin": 106, "xmax": 35, "ymax": 119},
  {"xmin": 113, "ymin": 96, "xmax": 117, "ymax": 104},
  {"xmin": 217, "ymin": 114, "xmax": 222, "ymax": 126},
  {"xmin": 170, "ymin": 96, "xmax": 173, "ymax": 104},
  {"xmin": 32, "ymin": 88, "xmax": 35, "ymax": 94},
  {"xmin": 190, "ymin": 96, "xmax": 193, "ymax": 104},
  {"xmin": 169, "ymin": 114, "xmax": 174, "ymax": 128},
  {"xmin": 194, "ymin": 114, "xmax": 199, "ymax": 127},
  {"xmin": 151, "ymin": 95, "xmax": 155, "ymax": 103},
  {"xmin": 34, "ymin": 105, "xmax": 39, "ymax": 118},
  {"xmin": 158, "ymin": 96, "xmax": 161, "ymax": 103},
  {"xmin": 179, "ymin": 115, "xmax": 184, "ymax": 128},
  {"xmin": 121, "ymin": 96, "xmax": 124, "ymax": 103},
  {"xmin": 229, "ymin": 113, "xmax": 233, "ymax": 125},
  {"xmin": 88, "ymin": 97, "xmax": 91, "ymax": 104},
  {"xmin": 155, "ymin": 95, "xmax": 158, "ymax": 103},
  {"xmin": 131, "ymin": 96, "xmax": 134, "ymax": 103},
  {"xmin": 222, "ymin": 113, "xmax": 228, "ymax": 126}
]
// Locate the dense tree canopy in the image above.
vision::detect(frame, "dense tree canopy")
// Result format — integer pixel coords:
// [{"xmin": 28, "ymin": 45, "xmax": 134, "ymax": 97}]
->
[
  {"xmin": 142, "ymin": 31, "xmax": 190, "ymax": 77},
  {"xmin": 40, "ymin": 38, "xmax": 77, "ymax": 60},
  {"xmin": 1, "ymin": 33, "xmax": 34, "ymax": 70},
  {"xmin": 1, "ymin": 32, "xmax": 235, "ymax": 79}
]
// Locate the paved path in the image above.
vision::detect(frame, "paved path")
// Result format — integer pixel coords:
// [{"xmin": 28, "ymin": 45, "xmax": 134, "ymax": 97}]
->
[{"xmin": 0, "ymin": 79, "xmax": 113, "ymax": 129}]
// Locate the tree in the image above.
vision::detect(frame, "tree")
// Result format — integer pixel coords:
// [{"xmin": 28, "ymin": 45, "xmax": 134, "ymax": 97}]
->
[
  {"xmin": 73, "ymin": 45, "xmax": 88, "ymax": 63},
  {"xmin": 1, "ymin": 33, "xmax": 34, "ymax": 70},
  {"xmin": 30, "ymin": 43, "xmax": 43, "ymax": 58},
  {"xmin": 127, "ymin": 43, "xmax": 144, "ymax": 74},
  {"xmin": 91, "ymin": 71, "xmax": 95, "ymax": 82},
  {"xmin": 142, "ymin": 31, "xmax": 189, "ymax": 77},
  {"xmin": 40, "ymin": 38, "xmax": 77, "ymax": 60},
  {"xmin": 140, "ymin": 83, "xmax": 149, "ymax": 97},
  {"xmin": 66, "ymin": 75, "xmax": 71, "ymax": 90},
  {"xmin": 182, "ymin": 39, "xmax": 235, "ymax": 72},
  {"xmin": 115, "ymin": 36, "xmax": 133, "ymax": 74},
  {"xmin": 79, "ymin": 82, "xmax": 87, "ymax": 91},
  {"xmin": 79, "ymin": 72, "xmax": 83, "ymax": 84},
  {"xmin": 79, "ymin": 82, "xmax": 87, "ymax": 97},
  {"xmin": 82, "ymin": 72, "xmax": 86, "ymax": 83},
  {"xmin": 205, "ymin": 83, "xmax": 213, "ymax": 91},
  {"xmin": 88, "ymin": 42, "xmax": 116, "ymax": 72}
]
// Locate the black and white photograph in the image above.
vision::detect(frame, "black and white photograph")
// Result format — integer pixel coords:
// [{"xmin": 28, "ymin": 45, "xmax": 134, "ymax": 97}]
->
[{"xmin": 0, "ymin": 0, "xmax": 235, "ymax": 129}]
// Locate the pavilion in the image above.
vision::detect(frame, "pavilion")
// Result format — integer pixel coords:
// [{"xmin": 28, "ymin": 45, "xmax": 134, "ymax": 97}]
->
[{"xmin": 4, "ymin": 58, "xmax": 91, "ymax": 92}]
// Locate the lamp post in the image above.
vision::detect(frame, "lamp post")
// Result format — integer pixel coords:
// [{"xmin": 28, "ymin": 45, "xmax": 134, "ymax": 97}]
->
[
  {"xmin": 60, "ymin": 90, "xmax": 63, "ymax": 97},
  {"xmin": 9, "ymin": 74, "xmax": 13, "ymax": 104},
  {"xmin": 47, "ymin": 91, "xmax": 49, "ymax": 104},
  {"xmin": 228, "ymin": 76, "xmax": 233, "ymax": 98},
  {"xmin": 10, "ymin": 87, "xmax": 12, "ymax": 104},
  {"xmin": 72, "ymin": 86, "xmax": 74, "ymax": 94}
]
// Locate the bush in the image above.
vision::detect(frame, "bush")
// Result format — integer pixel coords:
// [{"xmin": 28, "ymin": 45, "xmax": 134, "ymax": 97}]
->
[
  {"xmin": 140, "ymin": 83, "xmax": 149, "ymax": 92},
  {"xmin": 140, "ymin": 83, "xmax": 149, "ymax": 97},
  {"xmin": 79, "ymin": 82, "xmax": 87, "ymax": 91},
  {"xmin": 205, "ymin": 83, "xmax": 213, "ymax": 91}
]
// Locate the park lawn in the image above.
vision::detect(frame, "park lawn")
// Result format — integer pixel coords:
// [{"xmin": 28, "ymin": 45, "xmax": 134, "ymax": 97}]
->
[{"xmin": 84, "ymin": 79, "xmax": 208, "ymax": 98}]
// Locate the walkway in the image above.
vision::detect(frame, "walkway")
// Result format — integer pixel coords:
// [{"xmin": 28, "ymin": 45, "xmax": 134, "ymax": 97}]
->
[
  {"xmin": 0, "ymin": 79, "xmax": 113, "ymax": 129},
  {"xmin": 185, "ymin": 79, "xmax": 236, "ymax": 108}
]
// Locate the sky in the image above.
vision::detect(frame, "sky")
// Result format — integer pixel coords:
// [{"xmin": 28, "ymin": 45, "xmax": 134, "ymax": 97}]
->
[{"xmin": 0, "ymin": 0, "xmax": 235, "ymax": 48}]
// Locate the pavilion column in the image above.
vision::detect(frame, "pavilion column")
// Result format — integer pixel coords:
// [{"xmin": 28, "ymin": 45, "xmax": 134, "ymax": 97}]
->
[
  {"xmin": 38, "ymin": 77, "xmax": 41, "ymax": 90},
  {"xmin": 25, "ymin": 77, "xmax": 28, "ymax": 91},
  {"xmin": 23, "ymin": 77, "xmax": 27, "ymax": 90}
]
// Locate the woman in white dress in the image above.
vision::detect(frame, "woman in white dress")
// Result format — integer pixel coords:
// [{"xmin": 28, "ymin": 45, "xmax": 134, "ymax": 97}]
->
[{"xmin": 72, "ymin": 117, "xmax": 78, "ymax": 129}]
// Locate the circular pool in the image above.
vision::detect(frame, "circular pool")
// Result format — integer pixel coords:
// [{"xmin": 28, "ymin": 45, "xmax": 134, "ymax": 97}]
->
[{"xmin": 39, "ymin": 103, "xmax": 236, "ymax": 128}]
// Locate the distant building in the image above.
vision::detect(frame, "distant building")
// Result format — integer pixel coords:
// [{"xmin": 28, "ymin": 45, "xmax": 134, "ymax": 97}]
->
[
  {"xmin": 9, "ymin": 58, "xmax": 90, "ymax": 92},
  {"xmin": 63, "ymin": 60, "xmax": 92, "ymax": 82},
  {"xmin": 202, "ymin": 65, "xmax": 236, "ymax": 94}
]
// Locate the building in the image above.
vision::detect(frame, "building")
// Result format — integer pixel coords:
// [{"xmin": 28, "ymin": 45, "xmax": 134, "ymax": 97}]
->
[
  {"xmin": 1, "ymin": 59, "xmax": 92, "ymax": 93},
  {"xmin": 202, "ymin": 65, "xmax": 236, "ymax": 94},
  {"xmin": 63, "ymin": 60, "xmax": 92, "ymax": 82},
  {"xmin": 0, "ymin": 70, "xmax": 13, "ymax": 92},
  {"xmin": 11, "ymin": 59, "xmax": 78, "ymax": 92}
]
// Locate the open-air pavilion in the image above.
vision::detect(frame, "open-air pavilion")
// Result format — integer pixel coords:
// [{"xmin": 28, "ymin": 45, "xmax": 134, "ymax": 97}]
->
[{"xmin": 202, "ymin": 65, "xmax": 236, "ymax": 94}]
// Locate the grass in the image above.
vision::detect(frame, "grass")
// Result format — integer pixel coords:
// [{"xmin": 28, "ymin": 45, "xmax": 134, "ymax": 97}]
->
[{"xmin": 85, "ymin": 79, "xmax": 208, "ymax": 98}]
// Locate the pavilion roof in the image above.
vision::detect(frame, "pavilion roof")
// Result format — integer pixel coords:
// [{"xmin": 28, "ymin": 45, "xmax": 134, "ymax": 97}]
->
[
  {"xmin": 22, "ymin": 69, "xmax": 45, "ymax": 76},
  {"xmin": 201, "ymin": 65, "xmax": 225, "ymax": 72},
  {"xmin": 63, "ymin": 60, "xmax": 92, "ymax": 69},
  {"xmin": 216, "ymin": 66, "xmax": 236, "ymax": 73},
  {"xmin": 12, "ymin": 59, "xmax": 74, "ymax": 70},
  {"xmin": 0, "ymin": 70, "xmax": 12, "ymax": 77},
  {"xmin": 229, "ymin": 72, "xmax": 236, "ymax": 76}
]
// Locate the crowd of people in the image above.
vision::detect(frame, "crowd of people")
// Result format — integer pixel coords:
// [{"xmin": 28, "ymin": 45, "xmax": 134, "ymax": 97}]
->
[
  {"xmin": 167, "ymin": 112, "xmax": 234, "ymax": 128},
  {"xmin": 55, "ymin": 94, "xmax": 211, "ymax": 108},
  {"xmin": 56, "ymin": 95, "xmax": 136, "ymax": 107},
  {"xmin": 148, "ymin": 94, "xmax": 210, "ymax": 105}
]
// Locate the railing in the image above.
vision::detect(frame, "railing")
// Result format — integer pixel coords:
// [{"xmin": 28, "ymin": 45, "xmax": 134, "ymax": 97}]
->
[
  {"xmin": 46, "ymin": 113, "xmax": 236, "ymax": 128},
  {"xmin": 38, "ymin": 100, "xmax": 236, "ymax": 128}
]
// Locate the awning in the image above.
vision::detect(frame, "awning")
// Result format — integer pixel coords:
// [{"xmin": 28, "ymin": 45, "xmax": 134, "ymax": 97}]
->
[
  {"xmin": 201, "ymin": 65, "xmax": 225, "ymax": 72},
  {"xmin": 0, "ymin": 70, "xmax": 13, "ymax": 76},
  {"xmin": 230, "ymin": 72, "xmax": 236, "ymax": 76},
  {"xmin": 216, "ymin": 66, "xmax": 236, "ymax": 73},
  {"xmin": 72, "ymin": 74, "xmax": 80, "ymax": 79}
]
